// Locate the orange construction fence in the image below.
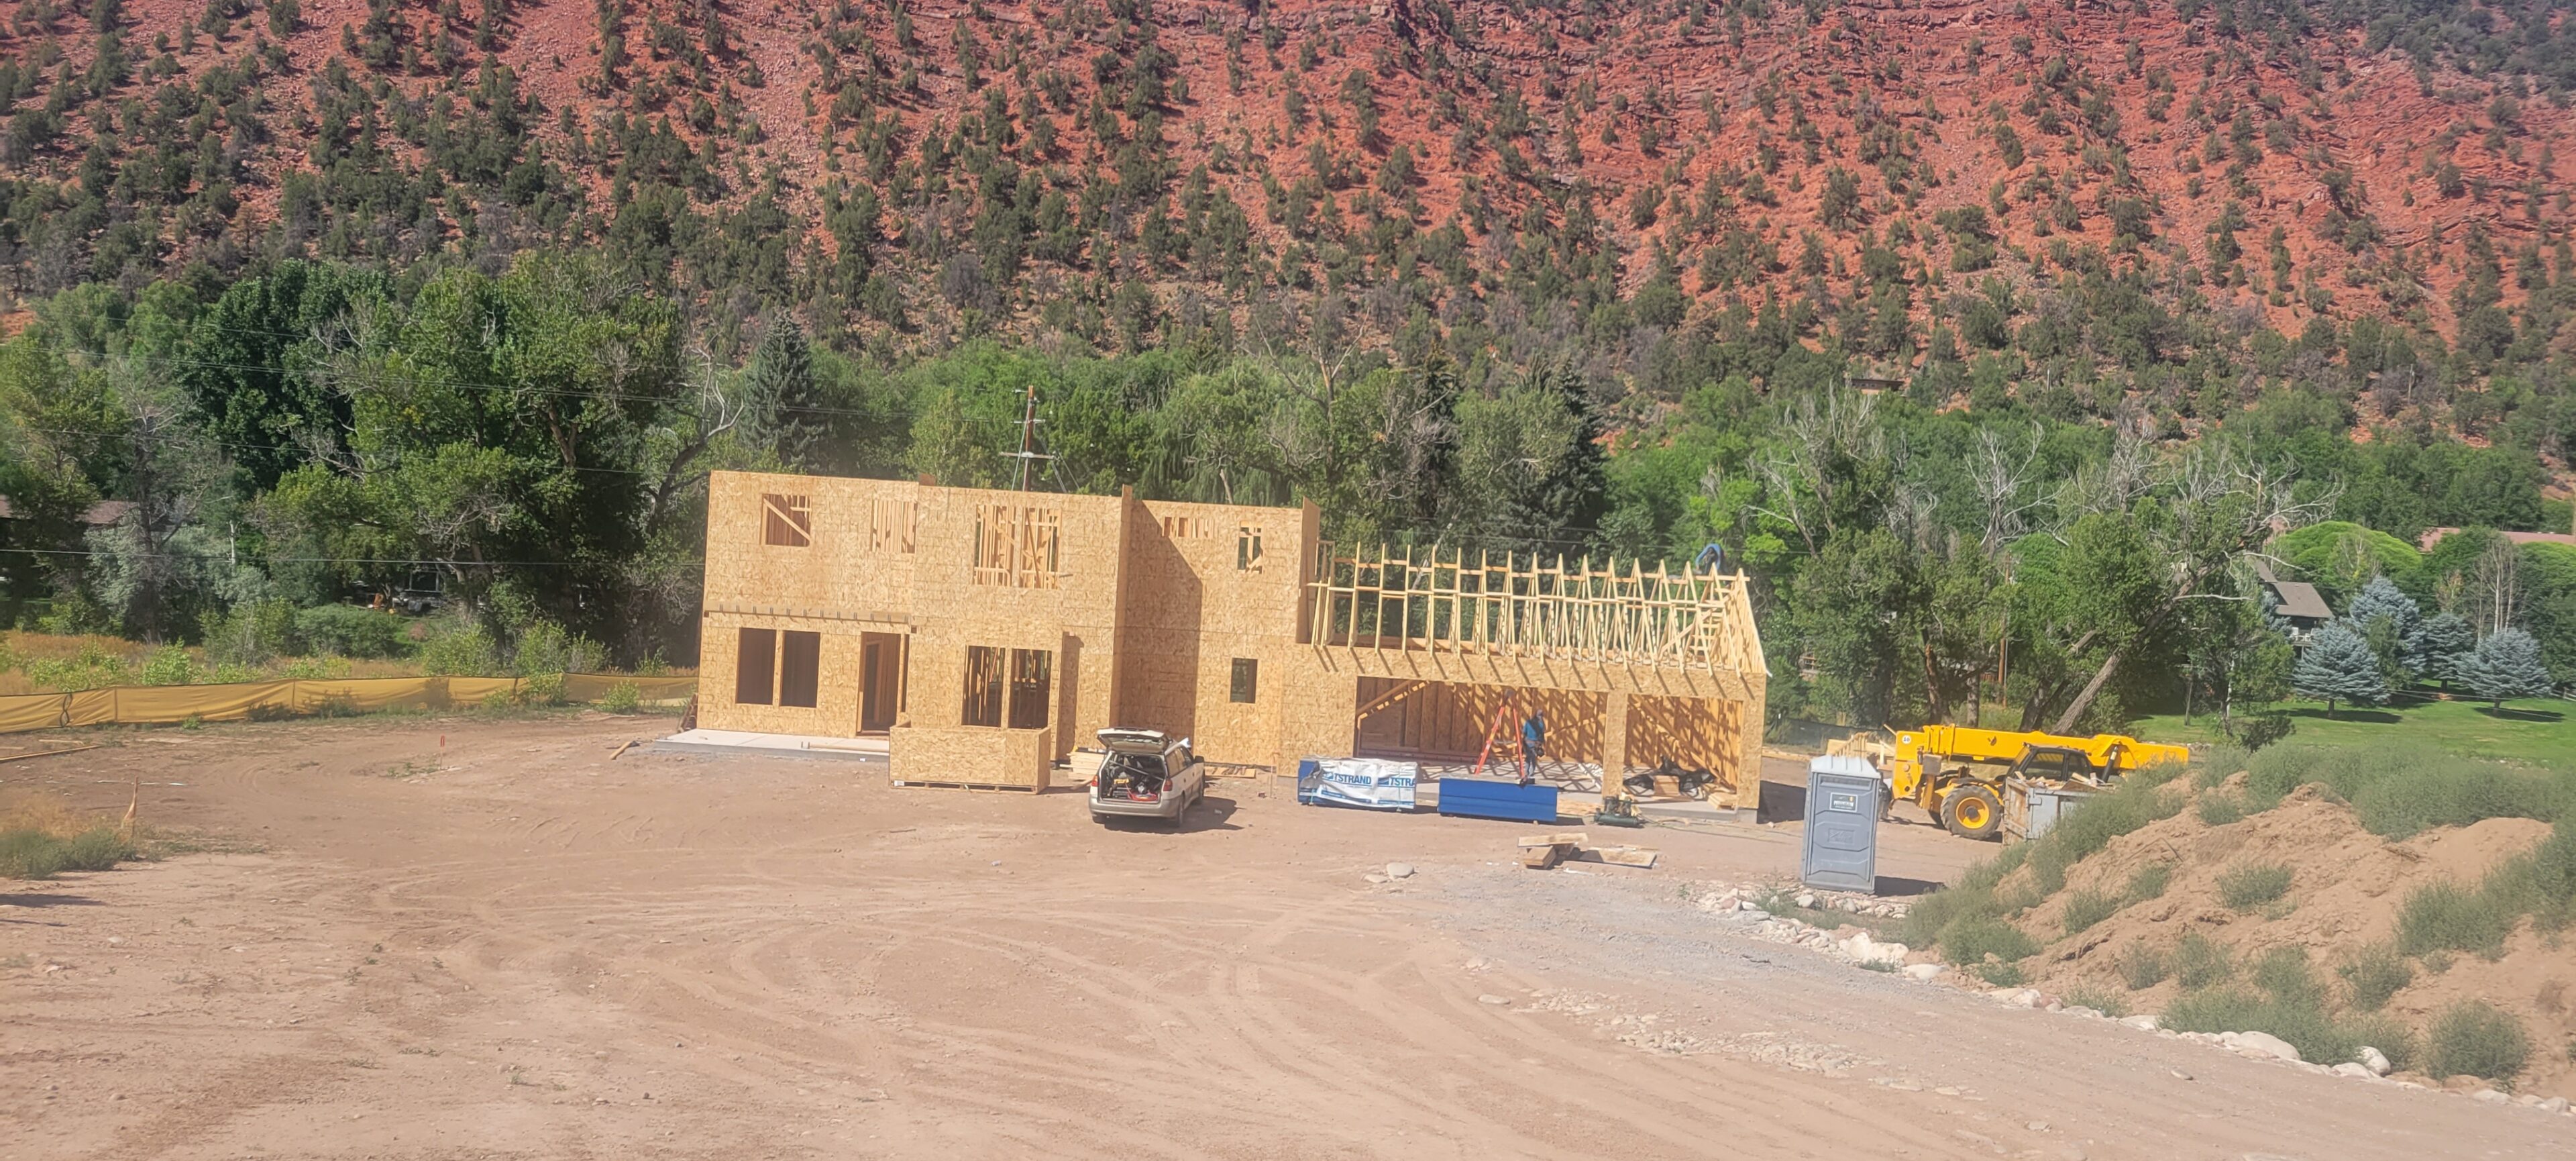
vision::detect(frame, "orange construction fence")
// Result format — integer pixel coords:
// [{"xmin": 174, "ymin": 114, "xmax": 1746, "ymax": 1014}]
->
[{"xmin": 0, "ymin": 674, "xmax": 700, "ymax": 736}]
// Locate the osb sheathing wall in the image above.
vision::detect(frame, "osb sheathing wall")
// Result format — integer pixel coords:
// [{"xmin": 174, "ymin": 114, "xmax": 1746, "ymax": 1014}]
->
[
  {"xmin": 1116, "ymin": 499, "xmax": 1316, "ymax": 766},
  {"xmin": 698, "ymin": 471, "xmax": 924, "ymax": 736},
  {"xmin": 903, "ymin": 487, "xmax": 1128, "ymax": 762},
  {"xmin": 890, "ymin": 723, "xmax": 1055, "ymax": 789},
  {"xmin": 700, "ymin": 609, "xmax": 907, "ymax": 736}
]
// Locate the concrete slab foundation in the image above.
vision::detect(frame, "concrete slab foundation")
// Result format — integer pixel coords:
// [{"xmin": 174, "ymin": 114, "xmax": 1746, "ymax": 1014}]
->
[{"xmin": 655, "ymin": 728, "xmax": 889, "ymax": 760}]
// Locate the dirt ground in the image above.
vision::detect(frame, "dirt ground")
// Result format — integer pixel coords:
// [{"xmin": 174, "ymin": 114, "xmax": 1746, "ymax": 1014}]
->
[
  {"xmin": 3, "ymin": 717, "xmax": 2568, "ymax": 1160},
  {"xmin": 2015, "ymin": 781, "xmax": 2576, "ymax": 1099}
]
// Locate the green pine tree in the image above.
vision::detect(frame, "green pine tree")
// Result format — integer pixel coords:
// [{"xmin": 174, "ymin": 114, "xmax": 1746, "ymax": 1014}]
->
[{"xmin": 2407, "ymin": 611, "xmax": 2475, "ymax": 689}]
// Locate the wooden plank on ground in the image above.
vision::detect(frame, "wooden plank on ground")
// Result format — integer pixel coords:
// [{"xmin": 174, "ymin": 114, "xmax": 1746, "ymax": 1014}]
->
[
  {"xmin": 0, "ymin": 744, "xmax": 99, "ymax": 764},
  {"xmin": 1517, "ymin": 831, "xmax": 1589, "ymax": 848},
  {"xmin": 1520, "ymin": 843, "xmax": 1569, "ymax": 870},
  {"xmin": 1577, "ymin": 845, "xmax": 1660, "ymax": 868}
]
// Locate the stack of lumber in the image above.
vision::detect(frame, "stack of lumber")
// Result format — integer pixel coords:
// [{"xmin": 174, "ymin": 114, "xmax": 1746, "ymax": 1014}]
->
[{"xmin": 1516, "ymin": 832, "xmax": 1658, "ymax": 870}]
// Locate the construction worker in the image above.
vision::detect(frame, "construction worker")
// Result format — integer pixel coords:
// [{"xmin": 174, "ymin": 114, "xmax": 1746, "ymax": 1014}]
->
[{"xmin": 1520, "ymin": 709, "xmax": 1546, "ymax": 785}]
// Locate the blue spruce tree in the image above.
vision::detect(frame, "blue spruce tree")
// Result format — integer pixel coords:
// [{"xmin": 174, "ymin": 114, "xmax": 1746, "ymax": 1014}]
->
[
  {"xmin": 2291, "ymin": 620, "xmax": 2387, "ymax": 718},
  {"xmin": 2345, "ymin": 575, "xmax": 2421, "ymax": 689},
  {"xmin": 2456, "ymin": 628, "xmax": 2557, "ymax": 711}
]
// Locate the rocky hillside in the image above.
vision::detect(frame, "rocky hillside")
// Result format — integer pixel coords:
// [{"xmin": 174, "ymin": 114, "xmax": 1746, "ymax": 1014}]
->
[{"xmin": 5, "ymin": 0, "xmax": 2573, "ymax": 365}]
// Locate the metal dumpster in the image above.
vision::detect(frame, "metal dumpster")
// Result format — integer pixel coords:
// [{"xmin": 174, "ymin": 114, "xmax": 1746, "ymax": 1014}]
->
[{"xmin": 2002, "ymin": 776, "xmax": 2097, "ymax": 842}]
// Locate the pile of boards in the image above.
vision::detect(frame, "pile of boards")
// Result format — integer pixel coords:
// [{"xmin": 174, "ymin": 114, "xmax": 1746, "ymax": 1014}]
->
[{"xmin": 1517, "ymin": 831, "xmax": 1658, "ymax": 870}]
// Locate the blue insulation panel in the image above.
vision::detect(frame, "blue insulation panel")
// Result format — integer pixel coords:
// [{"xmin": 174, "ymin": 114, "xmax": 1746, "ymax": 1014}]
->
[{"xmin": 1436, "ymin": 778, "xmax": 1560, "ymax": 824}]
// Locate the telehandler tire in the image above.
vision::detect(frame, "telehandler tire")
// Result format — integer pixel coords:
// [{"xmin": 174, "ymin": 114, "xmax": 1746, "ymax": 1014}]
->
[{"xmin": 1941, "ymin": 783, "xmax": 2004, "ymax": 840}]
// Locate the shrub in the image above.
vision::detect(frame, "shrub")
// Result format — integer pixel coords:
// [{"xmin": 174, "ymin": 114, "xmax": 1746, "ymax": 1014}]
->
[
  {"xmin": 1941, "ymin": 915, "xmax": 2039, "ymax": 968},
  {"xmin": 138, "ymin": 645, "xmax": 203, "ymax": 686},
  {"xmin": 597, "ymin": 680, "xmax": 643, "ymax": 713},
  {"xmin": 2162, "ymin": 987, "xmax": 2361, "ymax": 1064},
  {"xmin": 2218, "ymin": 862, "xmax": 2294, "ymax": 909},
  {"xmin": 2395, "ymin": 880, "xmax": 2517, "ymax": 957},
  {"xmin": 201, "ymin": 599, "xmax": 301, "ymax": 666},
  {"xmin": 519, "ymin": 671, "xmax": 567, "ymax": 706},
  {"xmin": 2125, "ymin": 862, "xmax": 2172, "ymax": 904},
  {"xmin": 58, "ymin": 827, "xmax": 130, "ymax": 870},
  {"xmin": 2342, "ymin": 1015, "xmax": 2417, "ymax": 1072},
  {"xmin": 294, "ymin": 603, "xmax": 414, "ymax": 659},
  {"xmin": 2249, "ymin": 946, "xmax": 2326, "ymax": 1005},
  {"xmin": 2196, "ymin": 793, "xmax": 2246, "ymax": 825},
  {"xmin": 2063, "ymin": 987, "xmax": 2129, "ymax": 1017},
  {"xmin": 2425, "ymin": 1001, "xmax": 2531, "ymax": 1080},
  {"xmin": 2245, "ymin": 742, "xmax": 2575, "ymax": 840},
  {"xmin": 2337, "ymin": 944, "xmax": 2414, "ymax": 1011},
  {"xmin": 2352, "ymin": 762, "xmax": 2573, "ymax": 841},
  {"xmin": 2190, "ymin": 745, "xmax": 2247, "ymax": 790},
  {"xmin": 23, "ymin": 644, "xmax": 133, "ymax": 691},
  {"xmin": 2023, "ymin": 774, "xmax": 2184, "ymax": 890},
  {"xmin": 278, "ymin": 656, "xmax": 354, "ymax": 680},
  {"xmin": 1971, "ymin": 960, "xmax": 2026, "ymax": 987},
  {"xmin": 0, "ymin": 826, "xmax": 131, "ymax": 879},
  {"xmin": 2060, "ymin": 887, "xmax": 2120, "ymax": 936},
  {"xmin": 511, "ymin": 619, "xmax": 605, "ymax": 676},
  {"xmin": 2530, "ymin": 819, "xmax": 2576, "ymax": 911},
  {"xmin": 419, "ymin": 619, "xmax": 501, "ymax": 676},
  {"xmin": 2173, "ymin": 931, "xmax": 2233, "ymax": 989},
  {"xmin": 2115, "ymin": 941, "xmax": 2169, "ymax": 989},
  {"xmin": 2165, "ymin": 950, "xmax": 2385, "ymax": 1066},
  {"xmin": 1900, "ymin": 851, "xmax": 2023, "ymax": 946}
]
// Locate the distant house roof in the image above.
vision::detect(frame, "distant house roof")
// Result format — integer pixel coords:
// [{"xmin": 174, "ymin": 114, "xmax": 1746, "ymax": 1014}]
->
[
  {"xmin": 2267, "ymin": 580, "xmax": 2334, "ymax": 622},
  {"xmin": 0, "ymin": 498, "xmax": 136, "ymax": 525},
  {"xmin": 2418, "ymin": 526, "xmax": 2576, "ymax": 551}
]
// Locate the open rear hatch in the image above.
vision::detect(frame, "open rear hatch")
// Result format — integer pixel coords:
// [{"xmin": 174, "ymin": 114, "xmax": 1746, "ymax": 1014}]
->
[{"xmin": 1095, "ymin": 728, "xmax": 1172, "ymax": 801}]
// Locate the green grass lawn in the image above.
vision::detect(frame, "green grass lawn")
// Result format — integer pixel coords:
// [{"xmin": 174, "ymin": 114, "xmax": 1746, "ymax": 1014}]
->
[{"xmin": 2129, "ymin": 694, "xmax": 2576, "ymax": 770}]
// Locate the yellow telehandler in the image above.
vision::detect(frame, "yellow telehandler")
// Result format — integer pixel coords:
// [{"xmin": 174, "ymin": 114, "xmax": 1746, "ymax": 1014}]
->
[{"xmin": 1873, "ymin": 725, "xmax": 2190, "ymax": 840}]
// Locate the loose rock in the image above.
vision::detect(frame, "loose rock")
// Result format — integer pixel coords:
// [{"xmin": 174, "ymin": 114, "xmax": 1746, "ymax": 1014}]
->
[
  {"xmin": 1385, "ymin": 862, "xmax": 1415, "ymax": 879},
  {"xmin": 2220, "ymin": 1030, "xmax": 2302, "ymax": 1063}
]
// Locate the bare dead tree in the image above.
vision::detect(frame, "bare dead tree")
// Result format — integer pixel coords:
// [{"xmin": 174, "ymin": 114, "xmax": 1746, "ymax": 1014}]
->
[
  {"xmin": 2467, "ymin": 536, "xmax": 2523, "ymax": 636},
  {"xmin": 1968, "ymin": 421, "xmax": 2046, "ymax": 553},
  {"xmin": 641, "ymin": 342, "xmax": 747, "ymax": 538},
  {"xmin": 1748, "ymin": 387, "xmax": 1884, "ymax": 554},
  {"xmin": 2045, "ymin": 411, "xmax": 2157, "ymax": 531}
]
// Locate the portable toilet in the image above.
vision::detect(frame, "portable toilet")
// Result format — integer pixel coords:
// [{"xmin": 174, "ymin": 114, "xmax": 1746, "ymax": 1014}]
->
[{"xmin": 1801, "ymin": 754, "xmax": 1882, "ymax": 893}]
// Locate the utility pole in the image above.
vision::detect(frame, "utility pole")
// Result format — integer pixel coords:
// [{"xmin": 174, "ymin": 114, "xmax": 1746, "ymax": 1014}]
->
[{"xmin": 1004, "ymin": 380, "xmax": 1054, "ymax": 491}]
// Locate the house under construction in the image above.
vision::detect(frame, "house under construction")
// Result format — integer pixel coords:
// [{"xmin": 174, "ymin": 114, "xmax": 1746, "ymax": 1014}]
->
[{"xmin": 695, "ymin": 471, "xmax": 1770, "ymax": 807}]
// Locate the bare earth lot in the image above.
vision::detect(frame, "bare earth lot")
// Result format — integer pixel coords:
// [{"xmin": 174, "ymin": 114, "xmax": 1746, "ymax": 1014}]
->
[{"xmin": 3, "ymin": 717, "xmax": 2567, "ymax": 1160}]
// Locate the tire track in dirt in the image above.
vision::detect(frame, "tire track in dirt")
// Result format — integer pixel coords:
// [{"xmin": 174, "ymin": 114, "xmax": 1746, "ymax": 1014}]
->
[{"xmin": 14, "ymin": 717, "xmax": 2573, "ymax": 1160}]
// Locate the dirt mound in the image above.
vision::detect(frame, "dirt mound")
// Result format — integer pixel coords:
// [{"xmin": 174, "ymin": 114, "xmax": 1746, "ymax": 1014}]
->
[{"xmin": 2003, "ymin": 778, "xmax": 2571, "ymax": 1097}]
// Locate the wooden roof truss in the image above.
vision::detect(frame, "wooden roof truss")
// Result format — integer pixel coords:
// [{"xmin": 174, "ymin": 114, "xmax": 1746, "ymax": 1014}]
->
[{"xmin": 1305, "ymin": 545, "xmax": 1764, "ymax": 678}]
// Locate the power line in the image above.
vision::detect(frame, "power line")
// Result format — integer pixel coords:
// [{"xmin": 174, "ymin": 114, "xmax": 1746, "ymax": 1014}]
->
[
  {"xmin": 62, "ymin": 328, "xmax": 912, "ymax": 419},
  {"xmin": 6, "ymin": 423, "xmax": 689, "ymax": 479},
  {"xmin": 0, "ymin": 547, "xmax": 698, "ymax": 568}
]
